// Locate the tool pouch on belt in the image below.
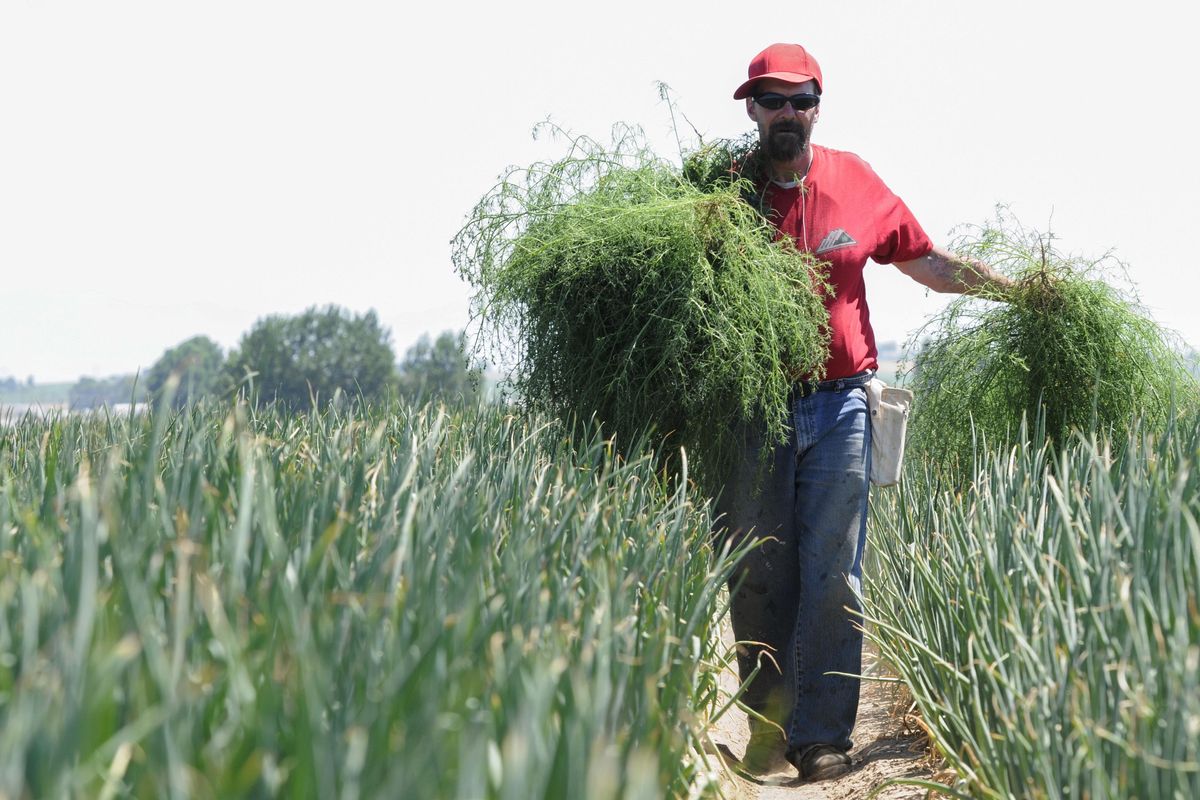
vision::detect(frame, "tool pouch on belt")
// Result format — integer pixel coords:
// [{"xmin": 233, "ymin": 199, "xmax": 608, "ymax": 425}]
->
[{"xmin": 866, "ymin": 378, "xmax": 913, "ymax": 487}]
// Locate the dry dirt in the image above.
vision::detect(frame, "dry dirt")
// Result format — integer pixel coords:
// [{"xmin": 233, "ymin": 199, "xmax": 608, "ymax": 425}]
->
[{"xmin": 705, "ymin": 616, "xmax": 945, "ymax": 800}]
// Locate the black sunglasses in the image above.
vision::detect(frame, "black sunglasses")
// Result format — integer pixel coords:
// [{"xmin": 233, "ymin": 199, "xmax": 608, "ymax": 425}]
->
[{"xmin": 753, "ymin": 92, "xmax": 820, "ymax": 112}]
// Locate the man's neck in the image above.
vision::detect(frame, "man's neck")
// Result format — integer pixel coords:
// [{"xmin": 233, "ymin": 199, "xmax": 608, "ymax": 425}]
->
[{"xmin": 767, "ymin": 147, "xmax": 814, "ymax": 184}]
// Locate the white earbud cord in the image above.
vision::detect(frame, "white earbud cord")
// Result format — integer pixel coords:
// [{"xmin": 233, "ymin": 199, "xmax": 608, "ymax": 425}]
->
[
  {"xmin": 800, "ymin": 174, "xmax": 809, "ymax": 252},
  {"xmin": 769, "ymin": 149, "xmax": 812, "ymax": 252}
]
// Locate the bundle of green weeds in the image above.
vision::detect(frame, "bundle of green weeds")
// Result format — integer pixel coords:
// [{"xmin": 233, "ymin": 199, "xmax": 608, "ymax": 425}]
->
[
  {"xmin": 905, "ymin": 211, "xmax": 1197, "ymax": 471},
  {"xmin": 453, "ymin": 128, "xmax": 829, "ymax": 489}
]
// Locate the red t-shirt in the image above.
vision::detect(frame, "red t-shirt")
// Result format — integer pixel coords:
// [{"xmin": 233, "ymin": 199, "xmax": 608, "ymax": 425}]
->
[{"xmin": 763, "ymin": 144, "xmax": 932, "ymax": 379}]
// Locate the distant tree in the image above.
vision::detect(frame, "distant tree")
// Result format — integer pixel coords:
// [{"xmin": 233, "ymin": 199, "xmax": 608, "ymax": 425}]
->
[
  {"xmin": 145, "ymin": 335, "xmax": 225, "ymax": 408},
  {"xmin": 69, "ymin": 374, "xmax": 143, "ymax": 410},
  {"xmin": 395, "ymin": 330, "xmax": 481, "ymax": 403},
  {"xmin": 69, "ymin": 378, "xmax": 106, "ymax": 410},
  {"xmin": 226, "ymin": 305, "xmax": 396, "ymax": 408}
]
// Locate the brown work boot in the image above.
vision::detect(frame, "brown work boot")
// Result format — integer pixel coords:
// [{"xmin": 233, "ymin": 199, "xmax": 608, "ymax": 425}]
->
[{"xmin": 788, "ymin": 743, "xmax": 852, "ymax": 782}]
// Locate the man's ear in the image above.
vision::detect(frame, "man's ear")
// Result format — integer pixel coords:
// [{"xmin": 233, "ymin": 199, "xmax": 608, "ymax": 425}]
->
[{"xmin": 745, "ymin": 97, "xmax": 758, "ymax": 121}]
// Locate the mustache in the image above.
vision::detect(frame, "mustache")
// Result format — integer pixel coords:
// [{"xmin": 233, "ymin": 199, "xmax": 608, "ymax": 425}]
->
[{"xmin": 768, "ymin": 120, "xmax": 805, "ymax": 135}]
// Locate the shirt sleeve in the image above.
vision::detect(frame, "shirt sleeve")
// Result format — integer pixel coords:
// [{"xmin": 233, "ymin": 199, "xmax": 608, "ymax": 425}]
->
[{"xmin": 868, "ymin": 174, "xmax": 933, "ymax": 265}]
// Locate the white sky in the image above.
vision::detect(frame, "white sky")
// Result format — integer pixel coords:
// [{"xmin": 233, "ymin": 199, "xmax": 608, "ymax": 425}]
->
[{"xmin": 2, "ymin": 1, "xmax": 1197, "ymax": 382}]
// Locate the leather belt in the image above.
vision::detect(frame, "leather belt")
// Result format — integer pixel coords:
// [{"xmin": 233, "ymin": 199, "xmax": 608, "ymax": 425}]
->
[{"xmin": 791, "ymin": 369, "xmax": 875, "ymax": 399}]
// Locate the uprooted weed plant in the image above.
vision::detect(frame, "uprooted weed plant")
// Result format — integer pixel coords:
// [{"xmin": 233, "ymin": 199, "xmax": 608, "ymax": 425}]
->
[
  {"xmin": 903, "ymin": 212, "xmax": 1197, "ymax": 473},
  {"xmin": 452, "ymin": 126, "xmax": 829, "ymax": 491}
]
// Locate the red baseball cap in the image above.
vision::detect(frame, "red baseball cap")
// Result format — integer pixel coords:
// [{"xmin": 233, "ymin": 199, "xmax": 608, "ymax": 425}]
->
[{"xmin": 733, "ymin": 43, "xmax": 824, "ymax": 99}]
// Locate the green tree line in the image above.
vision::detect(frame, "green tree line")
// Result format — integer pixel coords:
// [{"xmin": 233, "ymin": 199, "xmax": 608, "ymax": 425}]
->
[{"xmin": 61, "ymin": 305, "xmax": 481, "ymax": 410}]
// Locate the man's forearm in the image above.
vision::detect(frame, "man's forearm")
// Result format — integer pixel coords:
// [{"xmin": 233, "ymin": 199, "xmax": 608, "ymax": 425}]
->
[{"xmin": 895, "ymin": 246, "xmax": 1014, "ymax": 296}]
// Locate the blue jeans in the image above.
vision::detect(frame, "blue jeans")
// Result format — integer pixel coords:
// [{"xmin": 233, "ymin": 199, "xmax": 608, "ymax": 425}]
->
[{"xmin": 714, "ymin": 383, "xmax": 871, "ymax": 754}]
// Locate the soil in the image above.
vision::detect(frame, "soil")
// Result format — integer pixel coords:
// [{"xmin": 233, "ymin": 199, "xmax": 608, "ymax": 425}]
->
[{"xmin": 706, "ymin": 616, "xmax": 946, "ymax": 800}]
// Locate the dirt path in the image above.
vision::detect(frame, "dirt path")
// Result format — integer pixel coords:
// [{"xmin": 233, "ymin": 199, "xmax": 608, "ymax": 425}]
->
[{"xmin": 707, "ymin": 616, "xmax": 941, "ymax": 799}]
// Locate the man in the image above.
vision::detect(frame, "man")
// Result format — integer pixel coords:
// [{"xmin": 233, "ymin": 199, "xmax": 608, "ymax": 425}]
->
[{"xmin": 715, "ymin": 42, "xmax": 1012, "ymax": 782}]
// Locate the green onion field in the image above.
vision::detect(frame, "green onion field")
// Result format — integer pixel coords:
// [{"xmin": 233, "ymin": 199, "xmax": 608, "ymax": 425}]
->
[
  {"xmin": 2, "ymin": 393, "xmax": 1198, "ymax": 798},
  {"xmin": 868, "ymin": 418, "xmax": 1200, "ymax": 799},
  {"xmin": 0, "ymin": 402, "xmax": 741, "ymax": 799}
]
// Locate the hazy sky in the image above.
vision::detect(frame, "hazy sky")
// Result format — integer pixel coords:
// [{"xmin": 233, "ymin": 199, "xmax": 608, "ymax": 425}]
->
[{"xmin": 3, "ymin": 1, "xmax": 1197, "ymax": 382}]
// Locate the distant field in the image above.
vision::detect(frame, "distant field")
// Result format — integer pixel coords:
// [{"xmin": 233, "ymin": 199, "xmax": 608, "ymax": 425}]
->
[
  {"xmin": 0, "ymin": 381, "xmax": 72, "ymax": 404},
  {"xmin": 1, "ymin": 402, "xmax": 147, "ymax": 422},
  {"xmin": 1, "ymin": 404, "xmax": 67, "ymax": 425}
]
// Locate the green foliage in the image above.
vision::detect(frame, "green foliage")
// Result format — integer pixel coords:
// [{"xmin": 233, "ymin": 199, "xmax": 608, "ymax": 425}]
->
[
  {"xmin": 145, "ymin": 335, "xmax": 226, "ymax": 408},
  {"xmin": 679, "ymin": 134, "xmax": 772, "ymax": 217},
  {"xmin": 225, "ymin": 305, "xmax": 396, "ymax": 409},
  {"xmin": 904, "ymin": 211, "xmax": 1197, "ymax": 472},
  {"xmin": 395, "ymin": 329, "xmax": 481, "ymax": 403},
  {"xmin": 67, "ymin": 374, "xmax": 143, "ymax": 410},
  {"xmin": 452, "ymin": 126, "xmax": 829, "ymax": 491},
  {"xmin": 0, "ymin": 401, "xmax": 740, "ymax": 798},
  {"xmin": 867, "ymin": 417, "xmax": 1200, "ymax": 798}
]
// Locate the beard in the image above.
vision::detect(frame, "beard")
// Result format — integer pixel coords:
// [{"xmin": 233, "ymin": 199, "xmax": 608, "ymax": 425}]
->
[{"xmin": 764, "ymin": 119, "xmax": 810, "ymax": 162}]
